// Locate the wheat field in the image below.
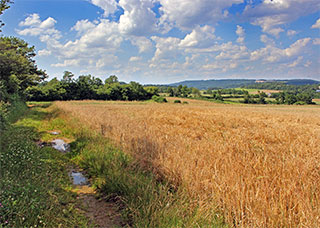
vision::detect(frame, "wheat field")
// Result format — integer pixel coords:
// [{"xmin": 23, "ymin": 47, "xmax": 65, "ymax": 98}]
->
[{"xmin": 54, "ymin": 99, "xmax": 320, "ymax": 227}]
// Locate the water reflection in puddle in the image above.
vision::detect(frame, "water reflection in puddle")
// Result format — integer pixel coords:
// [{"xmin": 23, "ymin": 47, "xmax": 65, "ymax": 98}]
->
[
  {"xmin": 51, "ymin": 139, "xmax": 70, "ymax": 153},
  {"xmin": 70, "ymin": 171, "xmax": 88, "ymax": 185}
]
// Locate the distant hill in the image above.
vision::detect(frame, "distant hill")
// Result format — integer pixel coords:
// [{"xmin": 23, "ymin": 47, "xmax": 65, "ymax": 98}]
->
[
  {"xmin": 168, "ymin": 79, "xmax": 319, "ymax": 90},
  {"xmin": 278, "ymin": 79, "xmax": 320, "ymax": 85},
  {"xmin": 168, "ymin": 79, "xmax": 255, "ymax": 90}
]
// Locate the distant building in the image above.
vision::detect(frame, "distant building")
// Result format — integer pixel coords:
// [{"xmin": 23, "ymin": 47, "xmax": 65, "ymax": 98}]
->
[{"xmin": 255, "ymin": 80, "xmax": 267, "ymax": 83}]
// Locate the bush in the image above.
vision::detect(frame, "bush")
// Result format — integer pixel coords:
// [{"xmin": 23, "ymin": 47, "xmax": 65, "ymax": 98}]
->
[
  {"xmin": 152, "ymin": 95, "xmax": 167, "ymax": 103},
  {"xmin": 294, "ymin": 101, "xmax": 307, "ymax": 105},
  {"xmin": 0, "ymin": 101, "xmax": 9, "ymax": 132},
  {"xmin": 183, "ymin": 101, "xmax": 189, "ymax": 104},
  {"xmin": 174, "ymin": 100, "xmax": 181, "ymax": 103}
]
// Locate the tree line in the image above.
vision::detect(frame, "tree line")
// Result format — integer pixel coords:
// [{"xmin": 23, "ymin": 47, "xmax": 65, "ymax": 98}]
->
[{"xmin": 26, "ymin": 73, "xmax": 158, "ymax": 101}]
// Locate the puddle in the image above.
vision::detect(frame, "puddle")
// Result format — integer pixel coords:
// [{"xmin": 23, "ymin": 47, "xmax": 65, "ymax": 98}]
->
[
  {"xmin": 37, "ymin": 141, "xmax": 50, "ymax": 148},
  {"xmin": 51, "ymin": 139, "xmax": 70, "ymax": 153},
  {"xmin": 70, "ymin": 171, "xmax": 89, "ymax": 185}
]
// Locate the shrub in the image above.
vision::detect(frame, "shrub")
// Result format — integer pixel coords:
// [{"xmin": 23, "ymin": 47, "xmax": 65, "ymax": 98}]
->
[
  {"xmin": 174, "ymin": 100, "xmax": 181, "ymax": 103},
  {"xmin": 294, "ymin": 101, "xmax": 307, "ymax": 105},
  {"xmin": 0, "ymin": 101, "xmax": 8, "ymax": 132},
  {"xmin": 182, "ymin": 101, "xmax": 189, "ymax": 104},
  {"xmin": 152, "ymin": 95, "xmax": 167, "ymax": 103}
]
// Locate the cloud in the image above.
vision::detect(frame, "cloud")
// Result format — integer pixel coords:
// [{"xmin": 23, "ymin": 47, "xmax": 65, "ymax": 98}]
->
[
  {"xmin": 313, "ymin": 38, "xmax": 320, "ymax": 45},
  {"xmin": 287, "ymin": 30, "xmax": 298, "ymax": 36},
  {"xmin": 130, "ymin": 36, "xmax": 153, "ymax": 53},
  {"xmin": 236, "ymin": 25, "xmax": 245, "ymax": 44},
  {"xmin": 51, "ymin": 59, "xmax": 81, "ymax": 67},
  {"xmin": 251, "ymin": 38, "xmax": 311, "ymax": 62},
  {"xmin": 72, "ymin": 19, "xmax": 96, "ymax": 35},
  {"xmin": 244, "ymin": 0, "xmax": 319, "ymax": 36},
  {"xmin": 38, "ymin": 49, "xmax": 52, "ymax": 56},
  {"xmin": 16, "ymin": 1, "xmax": 319, "ymax": 82},
  {"xmin": 129, "ymin": 56, "xmax": 142, "ymax": 62},
  {"xmin": 118, "ymin": 0, "xmax": 157, "ymax": 36},
  {"xmin": 17, "ymin": 13, "xmax": 61, "ymax": 39},
  {"xmin": 159, "ymin": 0, "xmax": 243, "ymax": 29},
  {"xmin": 19, "ymin": 13, "xmax": 41, "ymax": 26},
  {"xmin": 215, "ymin": 43, "xmax": 249, "ymax": 60},
  {"xmin": 179, "ymin": 25, "xmax": 216, "ymax": 48},
  {"xmin": 90, "ymin": 0, "xmax": 119, "ymax": 16},
  {"xmin": 260, "ymin": 34, "xmax": 276, "ymax": 46},
  {"xmin": 150, "ymin": 36, "xmax": 181, "ymax": 63},
  {"xmin": 311, "ymin": 18, "xmax": 320, "ymax": 29},
  {"xmin": 288, "ymin": 56, "xmax": 303, "ymax": 68}
]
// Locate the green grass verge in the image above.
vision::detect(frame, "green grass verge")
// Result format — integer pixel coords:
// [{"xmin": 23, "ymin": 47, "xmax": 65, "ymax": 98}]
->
[
  {"xmin": 22, "ymin": 102, "xmax": 227, "ymax": 227},
  {"xmin": 0, "ymin": 103, "xmax": 89, "ymax": 227}
]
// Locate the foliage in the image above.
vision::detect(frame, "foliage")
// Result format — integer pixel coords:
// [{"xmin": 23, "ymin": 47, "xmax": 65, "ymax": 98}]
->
[
  {"xmin": 0, "ymin": 0, "xmax": 12, "ymax": 32},
  {"xmin": 169, "ymin": 79, "xmax": 256, "ymax": 90},
  {"xmin": 26, "ymin": 75, "xmax": 155, "ymax": 101},
  {"xmin": 272, "ymin": 91, "xmax": 315, "ymax": 105},
  {"xmin": 0, "ymin": 37, "xmax": 47, "ymax": 102},
  {"xmin": 242, "ymin": 91, "xmax": 267, "ymax": 104},
  {"xmin": 174, "ymin": 100, "xmax": 181, "ymax": 103},
  {"xmin": 0, "ymin": 105, "xmax": 88, "ymax": 227},
  {"xmin": 152, "ymin": 95, "xmax": 167, "ymax": 103},
  {"xmin": 243, "ymin": 82, "xmax": 320, "ymax": 99},
  {"xmin": 0, "ymin": 94, "xmax": 26, "ymax": 132}
]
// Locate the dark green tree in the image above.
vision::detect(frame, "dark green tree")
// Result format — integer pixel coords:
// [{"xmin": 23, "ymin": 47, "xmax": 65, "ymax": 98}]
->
[
  {"xmin": 105, "ymin": 75, "xmax": 119, "ymax": 84},
  {"xmin": 191, "ymin": 87, "xmax": 201, "ymax": 97},
  {"xmin": 0, "ymin": 0, "xmax": 12, "ymax": 32},
  {"xmin": 62, "ymin": 71, "xmax": 74, "ymax": 83},
  {"xmin": 257, "ymin": 91, "xmax": 267, "ymax": 104},
  {"xmin": 166, "ymin": 87, "xmax": 175, "ymax": 97},
  {"xmin": 0, "ymin": 37, "xmax": 47, "ymax": 101}
]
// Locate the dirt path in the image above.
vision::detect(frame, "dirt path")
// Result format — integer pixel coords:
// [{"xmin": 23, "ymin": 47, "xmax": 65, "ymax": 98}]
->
[
  {"xmin": 49, "ymin": 134, "xmax": 125, "ymax": 228},
  {"xmin": 72, "ymin": 185, "xmax": 123, "ymax": 228}
]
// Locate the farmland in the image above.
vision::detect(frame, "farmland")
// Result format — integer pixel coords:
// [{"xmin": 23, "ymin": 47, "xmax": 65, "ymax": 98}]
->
[{"xmin": 54, "ymin": 99, "xmax": 320, "ymax": 227}]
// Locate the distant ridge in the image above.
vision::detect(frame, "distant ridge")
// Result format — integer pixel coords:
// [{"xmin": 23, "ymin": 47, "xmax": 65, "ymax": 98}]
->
[{"xmin": 167, "ymin": 79, "xmax": 319, "ymax": 90}]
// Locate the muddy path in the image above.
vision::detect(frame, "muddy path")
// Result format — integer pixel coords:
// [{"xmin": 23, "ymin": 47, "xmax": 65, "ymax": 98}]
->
[
  {"xmin": 49, "ymin": 133, "xmax": 125, "ymax": 228},
  {"xmin": 71, "ymin": 173, "xmax": 123, "ymax": 228}
]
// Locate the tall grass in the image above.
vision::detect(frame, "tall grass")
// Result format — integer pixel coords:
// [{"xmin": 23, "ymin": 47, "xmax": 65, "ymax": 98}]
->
[
  {"xmin": 54, "ymin": 100, "xmax": 320, "ymax": 227},
  {"xmin": 53, "ymin": 105, "xmax": 226, "ymax": 227},
  {"xmin": 0, "ymin": 104, "xmax": 89, "ymax": 227}
]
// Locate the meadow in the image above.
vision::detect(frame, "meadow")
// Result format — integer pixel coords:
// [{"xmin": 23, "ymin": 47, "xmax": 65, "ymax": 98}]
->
[{"xmin": 54, "ymin": 99, "xmax": 320, "ymax": 227}]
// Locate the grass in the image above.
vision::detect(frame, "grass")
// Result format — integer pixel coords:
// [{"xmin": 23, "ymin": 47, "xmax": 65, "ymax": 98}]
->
[
  {"xmin": 45, "ymin": 104, "xmax": 226, "ymax": 227},
  {"xmin": 313, "ymin": 99, "xmax": 320, "ymax": 105},
  {"xmin": 0, "ymin": 103, "xmax": 89, "ymax": 227},
  {"xmin": 17, "ymin": 102, "xmax": 227, "ymax": 227},
  {"xmin": 54, "ymin": 99, "xmax": 320, "ymax": 227}
]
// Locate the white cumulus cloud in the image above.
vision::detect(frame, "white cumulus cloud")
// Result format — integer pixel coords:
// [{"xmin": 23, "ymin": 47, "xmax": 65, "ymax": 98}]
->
[
  {"xmin": 311, "ymin": 18, "xmax": 320, "ymax": 29},
  {"xmin": 159, "ymin": 0, "xmax": 243, "ymax": 30},
  {"xmin": 17, "ymin": 13, "xmax": 61, "ymax": 39},
  {"xmin": 244, "ymin": 0, "xmax": 320, "ymax": 36}
]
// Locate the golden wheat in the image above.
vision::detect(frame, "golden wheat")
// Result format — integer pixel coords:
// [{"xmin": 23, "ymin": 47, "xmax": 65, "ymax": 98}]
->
[{"xmin": 54, "ymin": 99, "xmax": 320, "ymax": 227}]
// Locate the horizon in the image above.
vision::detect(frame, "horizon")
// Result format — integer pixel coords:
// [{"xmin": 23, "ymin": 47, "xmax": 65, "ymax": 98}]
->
[{"xmin": 1, "ymin": 0, "xmax": 319, "ymax": 84}]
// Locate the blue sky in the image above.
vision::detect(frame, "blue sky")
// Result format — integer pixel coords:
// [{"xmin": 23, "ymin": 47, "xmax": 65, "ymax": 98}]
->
[{"xmin": 1, "ymin": 0, "xmax": 320, "ymax": 84}]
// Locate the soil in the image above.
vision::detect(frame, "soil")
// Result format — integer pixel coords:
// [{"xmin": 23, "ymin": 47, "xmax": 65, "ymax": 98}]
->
[
  {"xmin": 48, "ymin": 136, "xmax": 125, "ymax": 228},
  {"xmin": 73, "ymin": 185, "xmax": 124, "ymax": 228}
]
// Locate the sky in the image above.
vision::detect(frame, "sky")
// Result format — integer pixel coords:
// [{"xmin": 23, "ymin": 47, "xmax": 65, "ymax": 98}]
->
[{"xmin": 1, "ymin": 0, "xmax": 320, "ymax": 84}]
